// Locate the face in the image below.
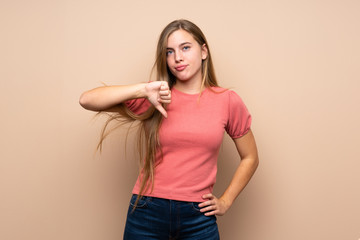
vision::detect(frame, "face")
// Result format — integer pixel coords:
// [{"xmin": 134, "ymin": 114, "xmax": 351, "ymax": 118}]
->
[{"xmin": 166, "ymin": 29, "xmax": 208, "ymax": 85}]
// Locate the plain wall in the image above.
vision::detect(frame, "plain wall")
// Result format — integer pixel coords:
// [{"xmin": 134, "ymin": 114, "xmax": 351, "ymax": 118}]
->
[{"xmin": 1, "ymin": 0, "xmax": 359, "ymax": 239}]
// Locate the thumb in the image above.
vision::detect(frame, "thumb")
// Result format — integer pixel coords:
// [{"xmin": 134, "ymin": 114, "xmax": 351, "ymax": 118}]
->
[{"xmin": 155, "ymin": 104, "xmax": 168, "ymax": 118}]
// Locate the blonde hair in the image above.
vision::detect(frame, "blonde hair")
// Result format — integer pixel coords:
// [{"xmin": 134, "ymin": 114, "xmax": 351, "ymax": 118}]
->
[
  {"xmin": 155, "ymin": 19, "xmax": 218, "ymax": 90},
  {"xmin": 99, "ymin": 19, "xmax": 219, "ymax": 207}
]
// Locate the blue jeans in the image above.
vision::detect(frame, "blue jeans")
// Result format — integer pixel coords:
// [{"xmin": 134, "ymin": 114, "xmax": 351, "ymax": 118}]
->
[{"xmin": 123, "ymin": 195, "xmax": 220, "ymax": 240}]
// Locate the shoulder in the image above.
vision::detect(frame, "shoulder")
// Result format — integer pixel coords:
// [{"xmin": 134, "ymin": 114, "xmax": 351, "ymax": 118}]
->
[{"xmin": 207, "ymin": 87, "xmax": 242, "ymax": 101}]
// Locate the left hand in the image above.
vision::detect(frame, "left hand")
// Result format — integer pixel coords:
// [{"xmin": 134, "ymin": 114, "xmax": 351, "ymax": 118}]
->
[{"xmin": 198, "ymin": 193, "xmax": 230, "ymax": 216}]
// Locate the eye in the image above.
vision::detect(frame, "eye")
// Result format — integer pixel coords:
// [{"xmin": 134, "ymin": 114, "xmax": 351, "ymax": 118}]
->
[
  {"xmin": 183, "ymin": 46, "xmax": 190, "ymax": 51},
  {"xmin": 166, "ymin": 50, "xmax": 173, "ymax": 56}
]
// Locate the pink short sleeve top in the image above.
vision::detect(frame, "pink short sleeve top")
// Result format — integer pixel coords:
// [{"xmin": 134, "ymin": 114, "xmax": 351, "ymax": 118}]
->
[{"xmin": 125, "ymin": 87, "xmax": 251, "ymax": 202}]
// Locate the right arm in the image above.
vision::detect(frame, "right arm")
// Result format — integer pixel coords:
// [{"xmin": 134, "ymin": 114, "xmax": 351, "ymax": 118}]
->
[{"xmin": 79, "ymin": 81, "xmax": 171, "ymax": 117}]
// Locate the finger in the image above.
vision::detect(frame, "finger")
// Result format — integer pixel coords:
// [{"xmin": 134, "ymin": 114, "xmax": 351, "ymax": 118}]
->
[
  {"xmin": 200, "ymin": 204, "xmax": 216, "ymax": 213},
  {"xmin": 202, "ymin": 194, "xmax": 214, "ymax": 200},
  {"xmin": 159, "ymin": 94, "xmax": 171, "ymax": 101},
  {"xmin": 198, "ymin": 202, "xmax": 207, "ymax": 208},
  {"xmin": 160, "ymin": 81, "xmax": 169, "ymax": 89},
  {"xmin": 158, "ymin": 99, "xmax": 171, "ymax": 104},
  {"xmin": 204, "ymin": 210, "xmax": 217, "ymax": 216},
  {"xmin": 198, "ymin": 199, "xmax": 214, "ymax": 208},
  {"xmin": 160, "ymin": 84, "xmax": 169, "ymax": 91},
  {"xmin": 159, "ymin": 97, "xmax": 171, "ymax": 102},
  {"xmin": 159, "ymin": 90, "xmax": 171, "ymax": 97},
  {"xmin": 155, "ymin": 104, "xmax": 168, "ymax": 118}
]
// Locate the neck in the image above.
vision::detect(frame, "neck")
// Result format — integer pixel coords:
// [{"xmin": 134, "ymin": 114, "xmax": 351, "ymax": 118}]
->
[{"xmin": 173, "ymin": 78, "xmax": 203, "ymax": 94}]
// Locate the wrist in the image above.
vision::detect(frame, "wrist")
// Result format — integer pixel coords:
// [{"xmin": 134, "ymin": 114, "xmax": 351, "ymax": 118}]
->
[
  {"xmin": 219, "ymin": 195, "xmax": 233, "ymax": 210},
  {"xmin": 136, "ymin": 83, "xmax": 148, "ymax": 98}
]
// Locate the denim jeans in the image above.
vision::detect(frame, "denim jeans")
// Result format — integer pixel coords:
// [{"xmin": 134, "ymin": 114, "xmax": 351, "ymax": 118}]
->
[{"xmin": 123, "ymin": 194, "xmax": 220, "ymax": 240}]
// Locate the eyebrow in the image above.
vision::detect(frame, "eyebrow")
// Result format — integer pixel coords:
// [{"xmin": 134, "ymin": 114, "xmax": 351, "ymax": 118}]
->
[{"xmin": 166, "ymin": 42, "xmax": 192, "ymax": 50}]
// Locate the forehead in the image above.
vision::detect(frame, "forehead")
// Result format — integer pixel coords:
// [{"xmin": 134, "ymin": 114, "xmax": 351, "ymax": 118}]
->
[{"xmin": 167, "ymin": 29, "xmax": 196, "ymax": 47}]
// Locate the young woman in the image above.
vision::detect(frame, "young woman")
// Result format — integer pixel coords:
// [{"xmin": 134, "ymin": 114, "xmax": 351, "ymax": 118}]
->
[{"xmin": 79, "ymin": 19, "xmax": 259, "ymax": 240}]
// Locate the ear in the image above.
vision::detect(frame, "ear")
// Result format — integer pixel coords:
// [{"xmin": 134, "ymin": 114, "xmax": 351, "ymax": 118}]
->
[{"xmin": 201, "ymin": 44, "xmax": 208, "ymax": 60}]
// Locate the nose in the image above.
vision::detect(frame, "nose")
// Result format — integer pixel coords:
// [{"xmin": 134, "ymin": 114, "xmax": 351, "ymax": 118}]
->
[{"xmin": 175, "ymin": 50, "xmax": 183, "ymax": 62}]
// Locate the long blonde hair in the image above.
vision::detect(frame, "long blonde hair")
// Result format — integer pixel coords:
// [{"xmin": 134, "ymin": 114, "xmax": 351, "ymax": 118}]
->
[{"xmin": 99, "ymin": 19, "xmax": 219, "ymax": 206}]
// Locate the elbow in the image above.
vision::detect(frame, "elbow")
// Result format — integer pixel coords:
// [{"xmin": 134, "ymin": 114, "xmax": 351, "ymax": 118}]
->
[
  {"xmin": 254, "ymin": 156, "xmax": 259, "ymax": 170},
  {"xmin": 248, "ymin": 155, "xmax": 259, "ymax": 172},
  {"xmin": 79, "ymin": 92, "xmax": 92, "ymax": 110}
]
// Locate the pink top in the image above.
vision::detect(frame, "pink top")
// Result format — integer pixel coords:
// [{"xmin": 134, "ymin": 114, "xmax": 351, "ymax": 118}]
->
[{"xmin": 125, "ymin": 87, "xmax": 251, "ymax": 202}]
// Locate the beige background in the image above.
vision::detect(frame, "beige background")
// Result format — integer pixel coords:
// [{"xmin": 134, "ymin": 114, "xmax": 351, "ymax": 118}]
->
[{"xmin": 1, "ymin": 0, "xmax": 359, "ymax": 239}]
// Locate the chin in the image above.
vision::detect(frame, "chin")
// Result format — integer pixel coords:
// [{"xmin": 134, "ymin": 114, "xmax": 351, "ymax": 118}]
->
[
  {"xmin": 176, "ymin": 77, "xmax": 191, "ymax": 82},
  {"xmin": 174, "ymin": 74, "xmax": 192, "ymax": 82}
]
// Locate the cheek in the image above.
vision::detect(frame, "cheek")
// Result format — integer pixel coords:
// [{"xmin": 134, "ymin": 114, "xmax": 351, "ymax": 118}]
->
[
  {"xmin": 188, "ymin": 51, "xmax": 202, "ymax": 65},
  {"xmin": 166, "ymin": 57, "xmax": 174, "ymax": 67},
  {"xmin": 192, "ymin": 55, "xmax": 203, "ymax": 69},
  {"xmin": 166, "ymin": 61, "xmax": 176, "ymax": 76}
]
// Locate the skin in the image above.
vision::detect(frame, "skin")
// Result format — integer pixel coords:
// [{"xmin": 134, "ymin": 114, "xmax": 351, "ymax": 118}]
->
[
  {"xmin": 166, "ymin": 29, "xmax": 208, "ymax": 94},
  {"xmin": 79, "ymin": 29, "xmax": 259, "ymax": 217},
  {"xmin": 165, "ymin": 30, "xmax": 259, "ymax": 216},
  {"xmin": 199, "ymin": 130, "xmax": 259, "ymax": 216},
  {"xmin": 79, "ymin": 81, "xmax": 171, "ymax": 117}
]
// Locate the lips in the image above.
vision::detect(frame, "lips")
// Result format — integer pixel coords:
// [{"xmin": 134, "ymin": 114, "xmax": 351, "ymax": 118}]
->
[{"xmin": 175, "ymin": 65, "xmax": 187, "ymax": 71}]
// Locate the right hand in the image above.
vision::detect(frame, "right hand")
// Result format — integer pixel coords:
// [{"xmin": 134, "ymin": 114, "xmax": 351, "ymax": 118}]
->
[{"xmin": 145, "ymin": 81, "xmax": 171, "ymax": 118}]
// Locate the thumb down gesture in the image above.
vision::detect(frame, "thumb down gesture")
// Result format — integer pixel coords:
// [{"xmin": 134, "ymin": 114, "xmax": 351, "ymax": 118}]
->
[{"xmin": 145, "ymin": 81, "xmax": 171, "ymax": 118}]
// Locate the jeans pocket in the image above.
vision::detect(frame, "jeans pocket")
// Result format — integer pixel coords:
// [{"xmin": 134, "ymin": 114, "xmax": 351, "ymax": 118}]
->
[
  {"xmin": 129, "ymin": 194, "xmax": 150, "ymax": 208},
  {"xmin": 190, "ymin": 202, "xmax": 202, "ymax": 212}
]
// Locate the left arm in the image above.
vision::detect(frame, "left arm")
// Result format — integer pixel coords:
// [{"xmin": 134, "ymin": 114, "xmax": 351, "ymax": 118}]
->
[{"xmin": 199, "ymin": 129, "xmax": 259, "ymax": 216}]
